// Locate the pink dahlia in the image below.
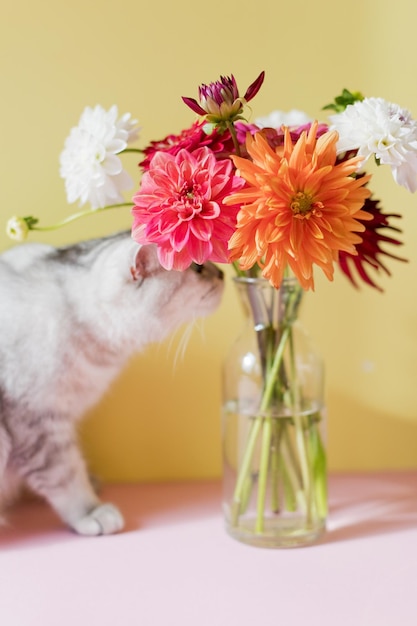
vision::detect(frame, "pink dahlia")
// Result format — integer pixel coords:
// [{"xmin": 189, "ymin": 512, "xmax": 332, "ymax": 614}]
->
[{"xmin": 132, "ymin": 146, "xmax": 245, "ymax": 270}]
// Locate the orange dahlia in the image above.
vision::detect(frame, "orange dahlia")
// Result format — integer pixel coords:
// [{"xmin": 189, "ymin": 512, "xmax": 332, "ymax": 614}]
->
[{"xmin": 225, "ymin": 122, "xmax": 373, "ymax": 290}]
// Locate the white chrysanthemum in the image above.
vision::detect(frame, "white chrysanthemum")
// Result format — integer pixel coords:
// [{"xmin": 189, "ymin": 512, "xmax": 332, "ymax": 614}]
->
[
  {"xmin": 60, "ymin": 105, "xmax": 140, "ymax": 209},
  {"xmin": 255, "ymin": 109, "xmax": 312, "ymax": 129},
  {"xmin": 330, "ymin": 98, "xmax": 417, "ymax": 192}
]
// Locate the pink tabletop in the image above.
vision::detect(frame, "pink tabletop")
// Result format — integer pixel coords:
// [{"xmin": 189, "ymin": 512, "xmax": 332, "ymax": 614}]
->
[{"xmin": 1, "ymin": 472, "xmax": 416, "ymax": 626}]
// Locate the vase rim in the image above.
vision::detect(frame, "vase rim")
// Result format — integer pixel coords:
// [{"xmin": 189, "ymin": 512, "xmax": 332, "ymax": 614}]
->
[{"xmin": 232, "ymin": 275, "xmax": 299, "ymax": 286}]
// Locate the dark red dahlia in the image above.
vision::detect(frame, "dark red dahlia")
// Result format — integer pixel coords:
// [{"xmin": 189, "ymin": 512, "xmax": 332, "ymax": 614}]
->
[
  {"xmin": 139, "ymin": 120, "xmax": 255, "ymax": 170},
  {"xmin": 338, "ymin": 196, "xmax": 407, "ymax": 291}
]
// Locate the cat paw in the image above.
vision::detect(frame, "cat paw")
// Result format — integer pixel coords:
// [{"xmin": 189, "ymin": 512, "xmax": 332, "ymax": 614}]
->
[{"xmin": 71, "ymin": 503, "xmax": 125, "ymax": 536}]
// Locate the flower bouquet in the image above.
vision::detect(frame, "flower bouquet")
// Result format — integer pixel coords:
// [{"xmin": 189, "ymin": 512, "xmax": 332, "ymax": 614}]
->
[{"xmin": 7, "ymin": 72, "xmax": 416, "ymax": 546}]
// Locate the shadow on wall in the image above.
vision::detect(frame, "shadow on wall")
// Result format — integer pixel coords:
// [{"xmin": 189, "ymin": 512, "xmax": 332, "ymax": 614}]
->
[{"xmin": 327, "ymin": 391, "xmax": 417, "ymax": 471}]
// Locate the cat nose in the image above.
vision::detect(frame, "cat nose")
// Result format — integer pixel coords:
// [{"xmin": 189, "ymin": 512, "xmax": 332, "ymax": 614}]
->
[{"xmin": 190, "ymin": 262, "xmax": 224, "ymax": 279}]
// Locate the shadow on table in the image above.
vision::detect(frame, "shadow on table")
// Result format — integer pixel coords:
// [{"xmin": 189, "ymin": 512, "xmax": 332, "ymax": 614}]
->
[
  {"xmin": 1, "ymin": 475, "xmax": 416, "ymax": 550},
  {"xmin": 320, "ymin": 471, "xmax": 417, "ymax": 545},
  {"xmin": 0, "ymin": 481, "xmax": 222, "ymax": 551}
]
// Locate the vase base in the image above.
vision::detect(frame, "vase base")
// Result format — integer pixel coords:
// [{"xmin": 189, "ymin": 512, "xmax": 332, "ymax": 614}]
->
[{"xmin": 225, "ymin": 518, "xmax": 326, "ymax": 549}]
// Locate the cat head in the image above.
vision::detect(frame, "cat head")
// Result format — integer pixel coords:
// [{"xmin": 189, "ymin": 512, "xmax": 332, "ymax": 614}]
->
[
  {"xmin": 87, "ymin": 235, "xmax": 224, "ymax": 347},
  {"xmin": 130, "ymin": 243, "xmax": 224, "ymax": 321}
]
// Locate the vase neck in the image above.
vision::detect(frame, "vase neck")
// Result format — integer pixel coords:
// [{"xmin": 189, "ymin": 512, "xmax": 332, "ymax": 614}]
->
[{"xmin": 233, "ymin": 277, "xmax": 303, "ymax": 329}]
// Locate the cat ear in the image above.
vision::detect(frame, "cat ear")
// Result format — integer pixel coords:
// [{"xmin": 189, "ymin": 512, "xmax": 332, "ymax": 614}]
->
[{"xmin": 130, "ymin": 245, "xmax": 159, "ymax": 281}]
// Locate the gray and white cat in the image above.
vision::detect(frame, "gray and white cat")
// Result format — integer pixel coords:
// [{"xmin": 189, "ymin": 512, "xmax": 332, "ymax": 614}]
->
[{"xmin": 0, "ymin": 231, "xmax": 223, "ymax": 535}]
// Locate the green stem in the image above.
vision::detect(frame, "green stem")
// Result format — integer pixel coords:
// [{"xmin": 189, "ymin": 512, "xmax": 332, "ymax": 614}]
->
[
  {"xmin": 288, "ymin": 328, "xmax": 314, "ymax": 525},
  {"xmin": 309, "ymin": 417, "xmax": 328, "ymax": 518},
  {"xmin": 229, "ymin": 278, "xmax": 327, "ymax": 536},
  {"xmin": 122, "ymin": 148, "xmax": 144, "ymax": 154},
  {"xmin": 226, "ymin": 121, "xmax": 241, "ymax": 157},
  {"xmin": 232, "ymin": 261, "xmax": 246, "ymax": 277},
  {"xmin": 230, "ymin": 417, "xmax": 263, "ymax": 525},
  {"xmin": 260, "ymin": 326, "xmax": 291, "ymax": 412},
  {"xmin": 270, "ymin": 420, "xmax": 282, "ymax": 513},
  {"xmin": 30, "ymin": 202, "xmax": 134, "ymax": 233},
  {"xmin": 255, "ymin": 417, "xmax": 273, "ymax": 534},
  {"xmin": 231, "ymin": 325, "xmax": 291, "ymax": 528},
  {"xmin": 294, "ymin": 416, "xmax": 313, "ymax": 522},
  {"xmin": 280, "ymin": 424, "xmax": 306, "ymax": 511},
  {"xmin": 229, "ymin": 280, "xmax": 323, "ymax": 536}
]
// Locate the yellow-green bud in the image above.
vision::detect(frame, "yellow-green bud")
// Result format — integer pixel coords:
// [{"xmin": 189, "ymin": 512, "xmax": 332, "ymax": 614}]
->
[{"xmin": 6, "ymin": 216, "xmax": 30, "ymax": 242}]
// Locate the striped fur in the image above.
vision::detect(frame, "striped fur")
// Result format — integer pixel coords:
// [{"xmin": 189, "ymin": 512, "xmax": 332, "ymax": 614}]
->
[{"xmin": 0, "ymin": 232, "xmax": 223, "ymax": 534}]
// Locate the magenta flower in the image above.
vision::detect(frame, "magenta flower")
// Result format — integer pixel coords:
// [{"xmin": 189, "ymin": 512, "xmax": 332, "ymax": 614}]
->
[
  {"xmin": 139, "ymin": 120, "xmax": 236, "ymax": 170},
  {"xmin": 182, "ymin": 72, "xmax": 265, "ymax": 127},
  {"xmin": 132, "ymin": 147, "xmax": 245, "ymax": 270},
  {"xmin": 256, "ymin": 122, "xmax": 330, "ymax": 151},
  {"xmin": 139, "ymin": 120, "xmax": 257, "ymax": 170}
]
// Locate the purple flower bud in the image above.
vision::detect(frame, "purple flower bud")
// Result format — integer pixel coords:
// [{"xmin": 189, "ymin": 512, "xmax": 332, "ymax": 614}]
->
[{"xmin": 182, "ymin": 72, "xmax": 265, "ymax": 126}]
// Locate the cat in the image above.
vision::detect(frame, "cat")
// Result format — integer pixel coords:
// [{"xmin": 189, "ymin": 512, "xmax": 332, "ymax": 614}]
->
[{"xmin": 0, "ymin": 231, "xmax": 224, "ymax": 535}]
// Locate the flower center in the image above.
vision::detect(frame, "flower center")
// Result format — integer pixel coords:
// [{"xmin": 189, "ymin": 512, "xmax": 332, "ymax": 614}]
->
[
  {"xmin": 290, "ymin": 191, "xmax": 323, "ymax": 220},
  {"xmin": 177, "ymin": 182, "xmax": 202, "ymax": 220}
]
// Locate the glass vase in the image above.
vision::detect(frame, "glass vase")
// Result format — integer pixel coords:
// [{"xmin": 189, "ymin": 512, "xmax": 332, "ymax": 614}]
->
[{"xmin": 222, "ymin": 276, "xmax": 327, "ymax": 548}]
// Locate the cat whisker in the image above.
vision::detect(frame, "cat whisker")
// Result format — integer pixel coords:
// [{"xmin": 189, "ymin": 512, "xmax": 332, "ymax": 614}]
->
[
  {"xmin": 173, "ymin": 322, "xmax": 196, "ymax": 368},
  {"xmin": 166, "ymin": 317, "xmax": 208, "ymax": 368},
  {"xmin": 191, "ymin": 317, "xmax": 207, "ymax": 343}
]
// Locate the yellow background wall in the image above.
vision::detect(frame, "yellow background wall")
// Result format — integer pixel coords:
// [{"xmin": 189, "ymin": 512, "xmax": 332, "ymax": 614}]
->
[{"xmin": 1, "ymin": 0, "xmax": 417, "ymax": 481}]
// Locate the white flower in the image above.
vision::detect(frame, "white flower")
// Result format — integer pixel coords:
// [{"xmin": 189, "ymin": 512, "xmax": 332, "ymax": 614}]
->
[
  {"xmin": 59, "ymin": 105, "xmax": 140, "ymax": 209},
  {"xmin": 330, "ymin": 98, "xmax": 417, "ymax": 192},
  {"xmin": 6, "ymin": 216, "xmax": 29, "ymax": 242},
  {"xmin": 255, "ymin": 109, "xmax": 312, "ymax": 129}
]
